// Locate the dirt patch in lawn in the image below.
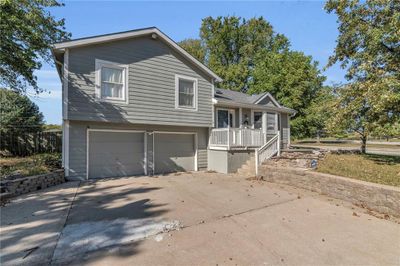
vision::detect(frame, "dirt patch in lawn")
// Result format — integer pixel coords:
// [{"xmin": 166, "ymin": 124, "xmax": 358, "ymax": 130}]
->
[{"xmin": 316, "ymin": 153, "xmax": 400, "ymax": 187}]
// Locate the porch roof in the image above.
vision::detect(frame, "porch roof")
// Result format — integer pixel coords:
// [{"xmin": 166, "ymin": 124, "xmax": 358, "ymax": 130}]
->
[{"xmin": 214, "ymin": 88, "xmax": 296, "ymax": 115}]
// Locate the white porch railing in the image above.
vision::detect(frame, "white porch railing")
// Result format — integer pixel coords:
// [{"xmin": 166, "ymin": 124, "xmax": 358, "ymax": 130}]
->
[
  {"xmin": 209, "ymin": 128, "xmax": 264, "ymax": 149},
  {"xmin": 255, "ymin": 131, "xmax": 280, "ymax": 175}
]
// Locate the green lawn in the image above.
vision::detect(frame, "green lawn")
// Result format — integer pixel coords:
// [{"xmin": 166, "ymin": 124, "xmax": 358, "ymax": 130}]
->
[
  {"xmin": 293, "ymin": 142, "xmax": 400, "ymax": 149},
  {"xmin": 316, "ymin": 154, "xmax": 400, "ymax": 187},
  {"xmin": 0, "ymin": 153, "xmax": 61, "ymax": 180}
]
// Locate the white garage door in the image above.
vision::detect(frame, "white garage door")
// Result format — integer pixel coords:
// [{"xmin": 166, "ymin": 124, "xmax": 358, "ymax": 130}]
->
[
  {"xmin": 88, "ymin": 131, "xmax": 145, "ymax": 179},
  {"xmin": 154, "ymin": 133, "xmax": 196, "ymax": 174}
]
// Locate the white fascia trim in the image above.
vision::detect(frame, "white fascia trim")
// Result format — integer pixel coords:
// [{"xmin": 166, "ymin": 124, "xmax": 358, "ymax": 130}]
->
[
  {"xmin": 254, "ymin": 92, "xmax": 282, "ymax": 107},
  {"xmin": 95, "ymin": 59, "xmax": 129, "ymax": 104},
  {"xmin": 175, "ymin": 74, "xmax": 198, "ymax": 111},
  {"xmin": 53, "ymin": 28, "xmax": 222, "ymax": 82},
  {"xmin": 63, "ymin": 49, "xmax": 69, "ymax": 119}
]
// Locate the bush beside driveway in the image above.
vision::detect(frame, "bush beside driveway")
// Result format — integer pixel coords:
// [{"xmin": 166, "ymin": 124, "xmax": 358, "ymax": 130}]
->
[{"xmin": 1, "ymin": 172, "xmax": 399, "ymax": 265}]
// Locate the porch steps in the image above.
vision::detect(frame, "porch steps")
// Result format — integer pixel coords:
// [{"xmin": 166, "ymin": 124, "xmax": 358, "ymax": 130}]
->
[{"xmin": 236, "ymin": 155, "xmax": 256, "ymax": 176}]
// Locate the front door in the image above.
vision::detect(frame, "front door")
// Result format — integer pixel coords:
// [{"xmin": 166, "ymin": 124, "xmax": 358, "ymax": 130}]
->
[{"xmin": 217, "ymin": 109, "xmax": 235, "ymax": 128}]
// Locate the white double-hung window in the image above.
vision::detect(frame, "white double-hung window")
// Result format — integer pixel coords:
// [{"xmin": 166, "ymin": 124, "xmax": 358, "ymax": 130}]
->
[
  {"xmin": 95, "ymin": 59, "xmax": 128, "ymax": 102},
  {"xmin": 175, "ymin": 74, "xmax": 197, "ymax": 110}
]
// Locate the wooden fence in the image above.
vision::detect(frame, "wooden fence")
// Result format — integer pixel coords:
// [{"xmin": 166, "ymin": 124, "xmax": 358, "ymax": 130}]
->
[{"xmin": 0, "ymin": 130, "xmax": 62, "ymax": 156}]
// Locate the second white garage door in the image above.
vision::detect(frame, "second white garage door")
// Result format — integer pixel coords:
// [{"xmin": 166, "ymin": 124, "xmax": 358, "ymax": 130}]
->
[{"xmin": 154, "ymin": 133, "xmax": 196, "ymax": 174}]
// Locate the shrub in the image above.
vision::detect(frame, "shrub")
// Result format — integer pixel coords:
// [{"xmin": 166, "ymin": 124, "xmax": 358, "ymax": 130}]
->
[{"xmin": 39, "ymin": 153, "xmax": 62, "ymax": 169}]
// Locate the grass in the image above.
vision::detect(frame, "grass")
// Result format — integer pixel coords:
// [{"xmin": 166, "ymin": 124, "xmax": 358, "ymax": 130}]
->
[
  {"xmin": 316, "ymin": 153, "xmax": 400, "ymax": 187},
  {"xmin": 294, "ymin": 142, "xmax": 400, "ymax": 149},
  {"xmin": 0, "ymin": 153, "xmax": 61, "ymax": 180}
]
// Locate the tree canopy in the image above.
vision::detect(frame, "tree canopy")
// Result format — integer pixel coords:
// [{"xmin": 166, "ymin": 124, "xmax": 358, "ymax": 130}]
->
[
  {"xmin": 180, "ymin": 16, "xmax": 330, "ymax": 138},
  {"xmin": 248, "ymin": 50, "xmax": 328, "ymax": 137},
  {"xmin": 0, "ymin": 89, "xmax": 44, "ymax": 134},
  {"xmin": 190, "ymin": 16, "xmax": 290, "ymax": 92},
  {"xmin": 0, "ymin": 0, "xmax": 70, "ymax": 94},
  {"xmin": 325, "ymin": 0, "xmax": 400, "ymax": 150}
]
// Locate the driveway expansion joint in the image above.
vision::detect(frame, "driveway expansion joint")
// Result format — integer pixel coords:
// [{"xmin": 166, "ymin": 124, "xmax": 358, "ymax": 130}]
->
[{"xmin": 49, "ymin": 181, "xmax": 81, "ymax": 265}]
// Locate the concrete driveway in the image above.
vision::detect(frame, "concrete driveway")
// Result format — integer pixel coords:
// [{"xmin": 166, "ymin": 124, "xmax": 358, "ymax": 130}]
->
[{"xmin": 1, "ymin": 172, "xmax": 399, "ymax": 265}]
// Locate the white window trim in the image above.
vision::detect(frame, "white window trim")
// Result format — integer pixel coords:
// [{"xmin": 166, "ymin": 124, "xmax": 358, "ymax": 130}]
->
[
  {"xmin": 175, "ymin": 74, "xmax": 198, "ymax": 111},
  {"xmin": 216, "ymin": 108, "xmax": 235, "ymax": 128},
  {"xmin": 95, "ymin": 59, "xmax": 129, "ymax": 104}
]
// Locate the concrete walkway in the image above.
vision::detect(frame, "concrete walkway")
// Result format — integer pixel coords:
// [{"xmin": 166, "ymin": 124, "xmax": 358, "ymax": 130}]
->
[{"xmin": 1, "ymin": 172, "xmax": 399, "ymax": 265}]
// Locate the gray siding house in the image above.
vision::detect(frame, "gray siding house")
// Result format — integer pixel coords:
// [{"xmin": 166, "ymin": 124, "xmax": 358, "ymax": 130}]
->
[{"xmin": 53, "ymin": 27, "xmax": 295, "ymax": 180}]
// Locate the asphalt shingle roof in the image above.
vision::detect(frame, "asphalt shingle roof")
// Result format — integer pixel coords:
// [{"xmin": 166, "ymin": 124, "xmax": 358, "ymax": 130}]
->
[
  {"xmin": 214, "ymin": 88, "xmax": 296, "ymax": 114},
  {"xmin": 214, "ymin": 88, "xmax": 268, "ymax": 104}
]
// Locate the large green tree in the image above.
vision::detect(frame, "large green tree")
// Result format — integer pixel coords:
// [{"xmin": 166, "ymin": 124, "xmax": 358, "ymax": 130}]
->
[
  {"xmin": 0, "ymin": 89, "xmax": 44, "ymax": 134},
  {"xmin": 179, "ymin": 39, "xmax": 206, "ymax": 63},
  {"xmin": 199, "ymin": 16, "xmax": 289, "ymax": 92},
  {"xmin": 0, "ymin": 0, "xmax": 70, "ymax": 94},
  {"xmin": 249, "ymin": 50, "xmax": 329, "ymax": 138},
  {"xmin": 325, "ymin": 0, "xmax": 400, "ymax": 151},
  {"xmin": 180, "ymin": 16, "xmax": 331, "ymax": 138}
]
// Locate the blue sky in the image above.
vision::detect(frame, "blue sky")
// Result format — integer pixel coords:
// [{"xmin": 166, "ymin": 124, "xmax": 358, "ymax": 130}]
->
[{"xmin": 33, "ymin": 0, "xmax": 345, "ymax": 125}]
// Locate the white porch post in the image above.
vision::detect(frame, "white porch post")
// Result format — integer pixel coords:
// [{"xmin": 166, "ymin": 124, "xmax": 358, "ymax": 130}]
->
[
  {"xmin": 277, "ymin": 130, "xmax": 281, "ymax": 156},
  {"xmin": 239, "ymin": 108, "xmax": 243, "ymax": 145},
  {"xmin": 262, "ymin": 111, "xmax": 267, "ymax": 143},
  {"xmin": 288, "ymin": 116, "xmax": 291, "ymax": 147},
  {"xmin": 239, "ymin": 108, "xmax": 243, "ymax": 127},
  {"xmin": 227, "ymin": 127, "xmax": 230, "ymax": 150}
]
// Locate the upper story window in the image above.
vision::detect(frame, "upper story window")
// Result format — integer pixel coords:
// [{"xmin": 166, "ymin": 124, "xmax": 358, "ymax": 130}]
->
[
  {"xmin": 95, "ymin": 59, "xmax": 128, "ymax": 103},
  {"xmin": 175, "ymin": 74, "xmax": 197, "ymax": 110}
]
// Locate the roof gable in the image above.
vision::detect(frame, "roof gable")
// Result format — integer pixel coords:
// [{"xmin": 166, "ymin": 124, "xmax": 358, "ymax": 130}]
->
[
  {"xmin": 52, "ymin": 27, "xmax": 222, "ymax": 82},
  {"xmin": 254, "ymin": 93, "xmax": 281, "ymax": 107}
]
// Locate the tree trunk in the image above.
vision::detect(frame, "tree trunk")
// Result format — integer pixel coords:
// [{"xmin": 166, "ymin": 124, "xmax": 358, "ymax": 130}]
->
[{"xmin": 360, "ymin": 136, "xmax": 367, "ymax": 154}]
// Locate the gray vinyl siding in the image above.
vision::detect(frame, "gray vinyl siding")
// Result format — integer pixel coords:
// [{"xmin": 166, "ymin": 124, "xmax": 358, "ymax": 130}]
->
[
  {"xmin": 281, "ymin": 113, "xmax": 290, "ymax": 148},
  {"xmin": 67, "ymin": 121, "xmax": 208, "ymax": 180},
  {"xmin": 257, "ymin": 96, "xmax": 278, "ymax": 107},
  {"xmin": 67, "ymin": 37, "xmax": 213, "ymax": 127}
]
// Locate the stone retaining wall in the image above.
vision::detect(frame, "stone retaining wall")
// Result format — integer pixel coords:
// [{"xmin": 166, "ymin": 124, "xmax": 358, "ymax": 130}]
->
[
  {"xmin": 260, "ymin": 166, "xmax": 400, "ymax": 217},
  {"xmin": 0, "ymin": 169, "xmax": 65, "ymax": 201}
]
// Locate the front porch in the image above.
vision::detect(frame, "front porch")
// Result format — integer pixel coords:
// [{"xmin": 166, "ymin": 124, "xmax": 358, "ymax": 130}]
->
[{"xmin": 209, "ymin": 127, "xmax": 277, "ymax": 150}]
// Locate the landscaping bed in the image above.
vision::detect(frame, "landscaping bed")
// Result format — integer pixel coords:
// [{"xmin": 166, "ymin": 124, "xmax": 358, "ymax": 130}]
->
[{"xmin": 0, "ymin": 153, "xmax": 61, "ymax": 181}]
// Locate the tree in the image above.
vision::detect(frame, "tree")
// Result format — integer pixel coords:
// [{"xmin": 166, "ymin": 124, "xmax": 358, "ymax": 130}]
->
[
  {"xmin": 200, "ymin": 16, "xmax": 289, "ymax": 92},
  {"xmin": 249, "ymin": 50, "xmax": 329, "ymax": 138},
  {"xmin": 0, "ymin": 88, "xmax": 44, "ymax": 135},
  {"xmin": 179, "ymin": 16, "xmax": 331, "ymax": 138},
  {"xmin": 179, "ymin": 39, "xmax": 206, "ymax": 63},
  {"xmin": 325, "ymin": 0, "xmax": 400, "ymax": 152},
  {"xmin": 0, "ymin": 0, "xmax": 70, "ymax": 94}
]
